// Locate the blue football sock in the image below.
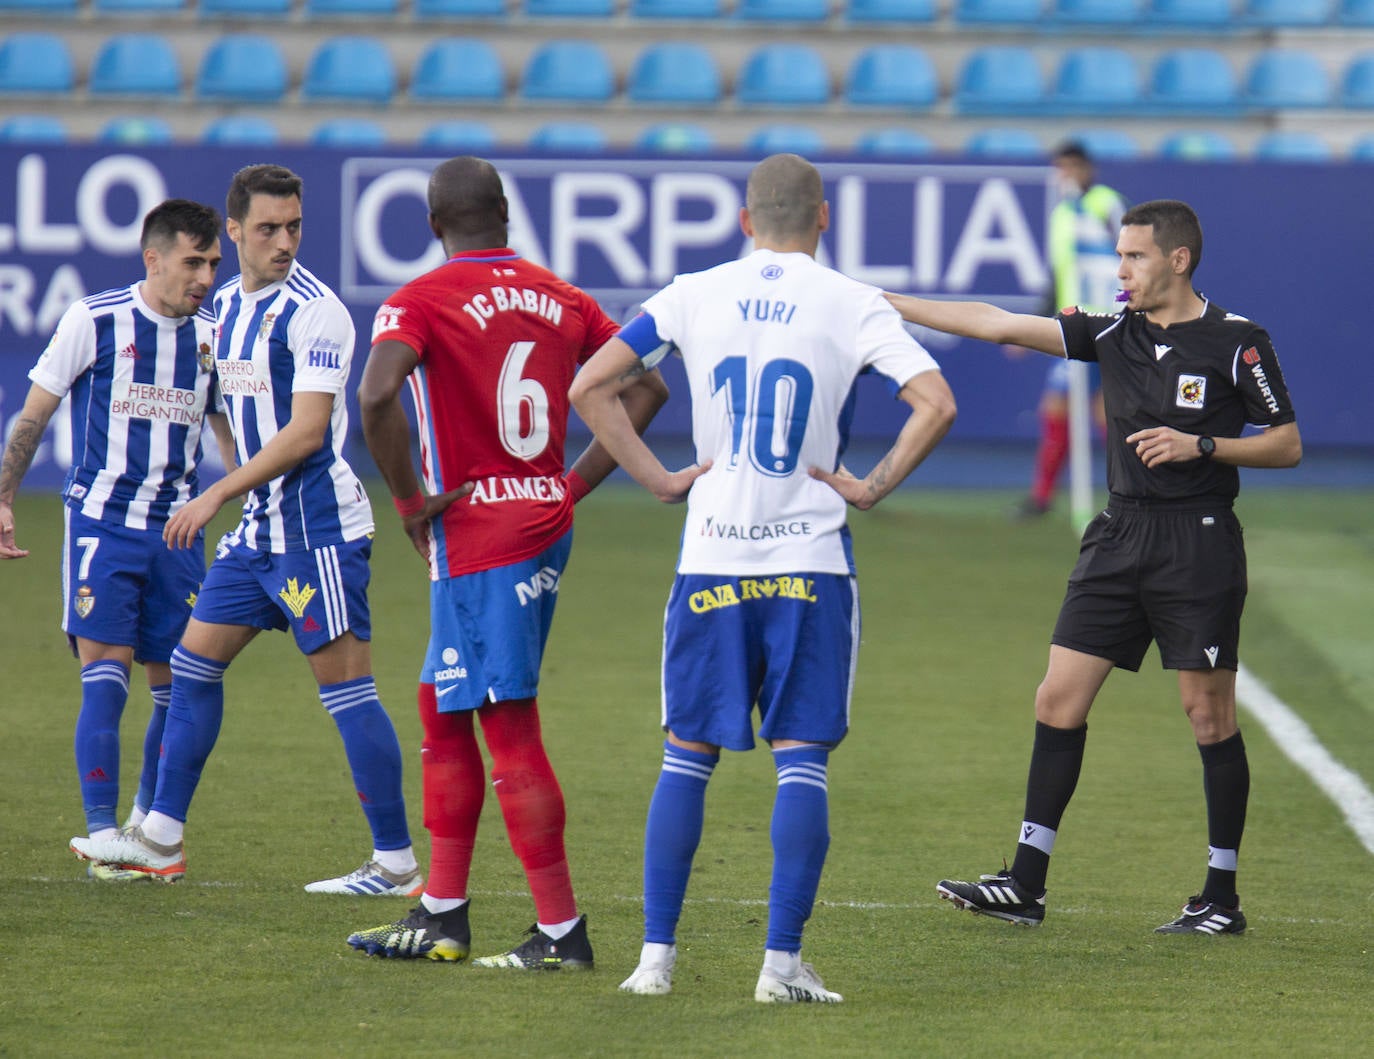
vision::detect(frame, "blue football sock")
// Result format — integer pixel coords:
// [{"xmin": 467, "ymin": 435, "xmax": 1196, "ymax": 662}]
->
[
  {"xmin": 643, "ymin": 741, "xmax": 718, "ymax": 945},
  {"xmin": 136, "ymin": 684, "xmax": 171, "ymax": 814},
  {"xmin": 150, "ymin": 647, "xmax": 228, "ymax": 823},
  {"xmin": 75, "ymin": 660, "xmax": 131, "ymax": 833},
  {"xmin": 766, "ymin": 744, "xmax": 831, "ymax": 954},
  {"xmin": 320, "ymin": 676, "xmax": 411, "ymax": 852}
]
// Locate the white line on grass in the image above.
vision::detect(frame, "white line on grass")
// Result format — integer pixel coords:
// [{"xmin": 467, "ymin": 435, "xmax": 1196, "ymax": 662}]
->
[{"xmin": 1237, "ymin": 662, "xmax": 1374, "ymax": 857}]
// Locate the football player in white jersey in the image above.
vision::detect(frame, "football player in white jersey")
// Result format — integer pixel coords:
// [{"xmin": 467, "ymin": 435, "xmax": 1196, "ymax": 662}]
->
[
  {"xmin": 0, "ymin": 199, "xmax": 235, "ymax": 874},
  {"xmin": 571, "ymin": 154, "xmax": 957, "ymax": 1002},
  {"xmin": 72, "ymin": 166, "xmax": 421, "ymax": 895}
]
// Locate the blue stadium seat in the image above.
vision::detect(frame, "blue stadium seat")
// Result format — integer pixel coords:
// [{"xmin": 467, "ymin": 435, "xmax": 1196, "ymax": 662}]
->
[
  {"xmin": 846, "ymin": 0, "xmax": 936, "ymax": 20},
  {"xmin": 954, "ymin": 47, "xmax": 1046, "ymax": 114},
  {"xmin": 1348, "ymin": 133, "xmax": 1374, "ymax": 158},
  {"xmin": 628, "ymin": 0, "xmax": 724, "ymax": 14},
  {"xmin": 202, "ymin": 115, "xmax": 280, "ymax": 144},
  {"xmin": 1243, "ymin": 0, "xmax": 1333, "ymax": 23},
  {"xmin": 1253, "ymin": 130, "xmax": 1332, "ymax": 160},
  {"xmin": 845, "ymin": 45, "xmax": 937, "ymax": 109},
  {"xmin": 737, "ymin": 44, "xmax": 830, "ymax": 106},
  {"xmin": 415, "ymin": 0, "xmax": 507, "ymax": 14},
  {"xmin": 954, "ymin": 0, "xmax": 1043, "ymax": 23},
  {"xmin": 525, "ymin": 0, "xmax": 614, "ymax": 14},
  {"xmin": 1340, "ymin": 52, "xmax": 1374, "ymax": 106},
  {"xmin": 1145, "ymin": 0, "xmax": 1233, "ymax": 23},
  {"xmin": 521, "ymin": 41, "xmax": 614, "ymax": 102},
  {"xmin": 1149, "ymin": 49, "xmax": 1238, "ymax": 112},
  {"xmin": 747, "ymin": 123, "xmax": 825, "ymax": 155},
  {"xmin": 854, "ymin": 127, "xmax": 936, "ymax": 156},
  {"xmin": 199, "ymin": 0, "xmax": 290, "ymax": 13},
  {"xmin": 627, "ymin": 43, "xmax": 721, "ymax": 105},
  {"xmin": 1339, "ymin": 0, "xmax": 1374, "ymax": 22},
  {"xmin": 420, "ymin": 120, "xmax": 498, "ymax": 149},
  {"xmin": 89, "ymin": 34, "xmax": 182, "ymax": 96},
  {"xmin": 963, "ymin": 127, "xmax": 1043, "ymax": 157},
  {"xmin": 1051, "ymin": 0, "xmax": 1143, "ymax": 23},
  {"xmin": 1068, "ymin": 128, "xmax": 1141, "ymax": 158},
  {"xmin": 1157, "ymin": 130, "xmax": 1238, "ymax": 159},
  {"xmin": 410, "ymin": 39, "xmax": 504, "ymax": 102},
  {"xmin": 1052, "ymin": 47, "xmax": 1143, "ymax": 114},
  {"xmin": 1244, "ymin": 49, "xmax": 1333, "ymax": 109},
  {"xmin": 529, "ymin": 121, "xmax": 608, "ymax": 151},
  {"xmin": 0, "ymin": 0, "xmax": 77, "ymax": 10},
  {"xmin": 305, "ymin": 0, "xmax": 399, "ymax": 14},
  {"xmin": 301, "ymin": 37, "xmax": 396, "ymax": 103},
  {"xmin": 0, "ymin": 114, "xmax": 69, "ymax": 142},
  {"xmin": 0, "ymin": 33, "xmax": 74, "ymax": 94},
  {"xmin": 95, "ymin": 0, "xmax": 186, "ymax": 11},
  {"xmin": 736, "ymin": 0, "xmax": 831, "ymax": 19},
  {"xmin": 311, "ymin": 118, "xmax": 387, "ymax": 146},
  {"xmin": 637, "ymin": 122, "xmax": 715, "ymax": 152},
  {"xmin": 100, "ymin": 116, "xmax": 173, "ymax": 144},
  {"xmin": 196, "ymin": 35, "xmax": 287, "ymax": 103}
]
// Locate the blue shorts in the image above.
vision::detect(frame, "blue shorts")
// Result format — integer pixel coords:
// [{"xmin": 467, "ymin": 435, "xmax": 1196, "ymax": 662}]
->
[
  {"xmin": 661, "ymin": 572, "xmax": 859, "ymax": 752},
  {"xmin": 62, "ymin": 506, "xmax": 204, "ymax": 664},
  {"xmin": 424, "ymin": 531, "xmax": 573, "ymax": 714},
  {"xmin": 1045, "ymin": 359, "xmax": 1101, "ymax": 396},
  {"xmin": 192, "ymin": 535, "xmax": 373, "ymax": 655}
]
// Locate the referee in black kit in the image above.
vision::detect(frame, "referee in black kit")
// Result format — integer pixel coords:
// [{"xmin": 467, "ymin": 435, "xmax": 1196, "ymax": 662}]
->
[{"xmin": 885, "ymin": 199, "xmax": 1301, "ymax": 935}]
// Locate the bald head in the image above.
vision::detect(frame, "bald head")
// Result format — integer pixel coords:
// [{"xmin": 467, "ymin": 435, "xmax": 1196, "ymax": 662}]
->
[
  {"xmin": 427, "ymin": 156, "xmax": 509, "ymax": 250},
  {"xmin": 744, "ymin": 154, "xmax": 825, "ymax": 246}
]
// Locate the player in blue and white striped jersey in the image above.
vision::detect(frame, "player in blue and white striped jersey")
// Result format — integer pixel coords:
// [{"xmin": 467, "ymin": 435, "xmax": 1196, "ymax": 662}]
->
[
  {"xmin": 0, "ymin": 200, "xmax": 236, "ymax": 868},
  {"xmin": 572, "ymin": 155, "xmax": 957, "ymax": 1002},
  {"xmin": 71, "ymin": 165, "xmax": 421, "ymax": 895}
]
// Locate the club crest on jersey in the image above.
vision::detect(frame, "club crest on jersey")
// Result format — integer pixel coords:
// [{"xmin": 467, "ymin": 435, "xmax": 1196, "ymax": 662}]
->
[
  {"xmin": 198, "ymin": 343, "xmax": 215, "ymax": 374},
  {"xmin": 258, "ymin": 312, "xmax": 277, "ymax": 342},
  {"xmin": 1176, "ymin": 374, "xmax": 1207, "ymax": 409},
  {"xmin": 278, "ymin": 577, "xmax": 317, "ymax": 619},
  {"xmin": 74, "ymin": 584, "xmax": 95, "ymax": 618},
  {"xmin": 761, "ymin": 264, "xmax": 784, "ymax": 280}
]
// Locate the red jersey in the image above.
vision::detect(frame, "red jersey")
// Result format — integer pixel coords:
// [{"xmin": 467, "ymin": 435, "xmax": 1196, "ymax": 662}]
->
[{"xmin": 372, "ymin": 249, "xmax": 620, "ymax": 579}]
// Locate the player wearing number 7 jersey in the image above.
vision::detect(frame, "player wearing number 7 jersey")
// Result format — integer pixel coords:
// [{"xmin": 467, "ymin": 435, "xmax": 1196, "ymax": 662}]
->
[
  {"xmin": 350, "ymin": 156, "xmax": 669, "ymax": 968},
  {"xmin": 571, "ymin": 154, "xmax": 957, "ymax": 1002}
]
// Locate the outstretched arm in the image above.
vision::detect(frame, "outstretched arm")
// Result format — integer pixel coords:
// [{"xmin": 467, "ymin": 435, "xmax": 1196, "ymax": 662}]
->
[
  {"xmin": 810, "ymin": 370, "xmax": 957, "ymax": 510},
  {"xmin": 570, "ymin": 337, "xmax": 710, "ymax": 504},
  {"xmin": 358, "ymin": 339, "xmax": 471, "ymax": 561},
  {"xmin": 0, "ymin": 383, "xmax": 63, "ymax": 559},
  {"xmin": 885, "ymin": 292, "xmax": 1067, "ymax": 358}
]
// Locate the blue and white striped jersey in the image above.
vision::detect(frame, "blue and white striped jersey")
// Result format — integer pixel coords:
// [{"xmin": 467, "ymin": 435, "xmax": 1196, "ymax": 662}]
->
[
  {"xmin": 28, "ymin": 283, "xmax": 219, "ymax": 530},
  {"xmin": 212, "ymin": 260, "xmax": 372, "ymax": 553}
]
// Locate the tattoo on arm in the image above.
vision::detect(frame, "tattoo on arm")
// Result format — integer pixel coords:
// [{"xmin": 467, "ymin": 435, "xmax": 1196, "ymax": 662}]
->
[
  {"xmin": 616, "ymin": 362, "xmax": 647, "ymax": 385},
  {"xmin": 0, "ymin": 416, "xmax": 45, "ymax": 502},
  {"xmin": 867, "ymin": 453, "xmax": 894, "ymax": 499}
]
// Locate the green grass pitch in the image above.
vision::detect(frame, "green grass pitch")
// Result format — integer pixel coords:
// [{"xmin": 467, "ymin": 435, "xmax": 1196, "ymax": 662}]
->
[{"xmin": 1, "ymin": 485, "xmax": 1370, "ymax": 1057}]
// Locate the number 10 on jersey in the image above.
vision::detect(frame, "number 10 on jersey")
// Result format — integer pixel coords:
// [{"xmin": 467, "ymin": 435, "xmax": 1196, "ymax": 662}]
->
[{"xmin": 710, "ymin": 356, "xmax": 814, "ymax": 477}]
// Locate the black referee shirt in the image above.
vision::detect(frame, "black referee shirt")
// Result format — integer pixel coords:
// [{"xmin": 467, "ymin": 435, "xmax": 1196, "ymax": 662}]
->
[{"xmin": 1057, "ymin": 298, "xmax": 1297, "ymax": 503}]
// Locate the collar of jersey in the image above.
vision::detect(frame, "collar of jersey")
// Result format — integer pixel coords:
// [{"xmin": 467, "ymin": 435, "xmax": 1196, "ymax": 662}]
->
[{"xmin": 446, "ymin": 249, "xmax": 522, "ymax": 264}]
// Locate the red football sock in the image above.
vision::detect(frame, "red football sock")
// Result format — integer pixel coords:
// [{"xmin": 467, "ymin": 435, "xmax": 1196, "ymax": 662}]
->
[
  {"xmin": 418, "ymin": 683, "xmax": 485, "ymax": 900},
  {"xmin": 1032, "ymin": 411, "xmax": 1070, "ymax": 509},
  {"xmin": 479, "ymin": 698, "xmax": 577, "ymax": 925}
]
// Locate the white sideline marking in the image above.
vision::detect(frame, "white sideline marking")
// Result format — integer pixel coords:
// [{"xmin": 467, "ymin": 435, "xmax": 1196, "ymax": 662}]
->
[{"xmin": 1237, "ymin": 663, "xmax": 1374, "ymax": 857}]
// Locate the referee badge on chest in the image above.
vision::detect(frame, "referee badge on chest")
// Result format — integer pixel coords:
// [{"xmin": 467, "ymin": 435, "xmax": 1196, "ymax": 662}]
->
[{"xmin": 1176, "ymin": 374, "xmax": 1207, "ymax": 409}]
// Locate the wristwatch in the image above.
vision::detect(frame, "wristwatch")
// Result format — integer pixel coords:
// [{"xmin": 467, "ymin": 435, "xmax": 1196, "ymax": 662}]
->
[{"xmin": 1197, "ymin": 435, "xmax": 1216, "ymax": 461}]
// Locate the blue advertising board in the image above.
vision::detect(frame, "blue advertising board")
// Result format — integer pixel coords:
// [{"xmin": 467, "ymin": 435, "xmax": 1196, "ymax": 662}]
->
[{"xmin": 0, "ymin": 147, "xmax": 1367, "ymax": 490}]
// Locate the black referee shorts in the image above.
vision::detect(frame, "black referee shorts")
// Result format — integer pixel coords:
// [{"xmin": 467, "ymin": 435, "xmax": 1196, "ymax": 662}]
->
[{"xmin": 1051, "ymin": 498, "xmax": 1247, "ymax": 673}]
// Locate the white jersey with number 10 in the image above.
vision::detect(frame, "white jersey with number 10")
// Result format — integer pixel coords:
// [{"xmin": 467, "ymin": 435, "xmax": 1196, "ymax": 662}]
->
[{"xmin": 640, "ymin": 248, "xmax": 940, "ymax": 577}]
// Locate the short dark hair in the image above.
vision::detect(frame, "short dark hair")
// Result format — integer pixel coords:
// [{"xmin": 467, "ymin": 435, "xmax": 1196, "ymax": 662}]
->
[
  {"xmin": 1121, "ymin": 199, "xmax": 1203, "ymax": 277},
  {"xmin": 1051, "ymin": 141, "xmax": 1091, "ymax": 165},
  {"xmin": 226, "ymin": 164, "xmax": 303, "ymax": 223},
  {"xmin": 141, "ymin": 199, "xmax": 221, "ymax": 253}
]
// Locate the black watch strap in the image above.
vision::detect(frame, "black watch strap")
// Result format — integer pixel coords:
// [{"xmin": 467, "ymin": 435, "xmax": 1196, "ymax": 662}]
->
[{"xmin": 1197, "ymin": 435, "xmax": 1216, "ymax": 460}]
